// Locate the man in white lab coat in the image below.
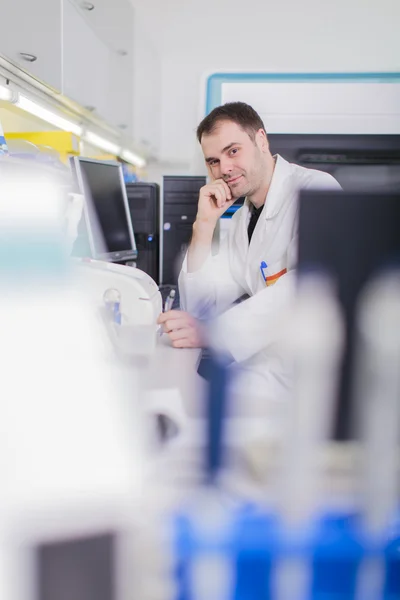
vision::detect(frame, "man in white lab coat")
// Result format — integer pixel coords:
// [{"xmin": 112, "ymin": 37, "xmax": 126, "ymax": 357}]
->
[{"xmin": 158, "ymin": 102, "xmax": 341, "ymax": 398}]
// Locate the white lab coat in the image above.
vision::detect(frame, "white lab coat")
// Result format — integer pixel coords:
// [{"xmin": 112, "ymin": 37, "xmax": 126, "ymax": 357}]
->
[{"xmin": 179, "ymin": 155, "xmax": 342, "ymax": 405}]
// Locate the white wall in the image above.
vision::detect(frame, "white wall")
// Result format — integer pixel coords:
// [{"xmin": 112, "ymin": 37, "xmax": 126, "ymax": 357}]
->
[
  {"xmin": 132, "ymin": 17, "xmax": 162, "ymax": 158},
  {"xmin": 131, "ymin": 0, "xmax": 400, "ymax": 173}
]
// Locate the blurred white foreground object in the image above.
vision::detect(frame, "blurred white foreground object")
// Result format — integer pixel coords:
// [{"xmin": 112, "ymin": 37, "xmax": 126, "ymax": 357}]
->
[
  {"xmin": 279, "ymin": 272, "xmax": 345, "ymax": 526},
  {"xmin": 276, "ymin": 273, "xmax": 345, "ymax": 600},
  {"xmin": 0, "ymin": 162, "xmax": 147, "ymax": 600},
  {"xmin": 64, "ymin": 192, "xmax": 84, "ymax": 255},
  {"xmin": 353, "ymin": 270, "xmax": 400, "ymax": 537},
  {"xmin": 352, "ymin": 270, "xmax": 400, "ymax": 600}
]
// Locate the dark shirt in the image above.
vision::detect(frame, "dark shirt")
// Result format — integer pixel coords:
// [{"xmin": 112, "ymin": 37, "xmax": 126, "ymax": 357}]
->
[{"xmin": 247, "ymin": 204, "xmax": 264, "ymax": 243}]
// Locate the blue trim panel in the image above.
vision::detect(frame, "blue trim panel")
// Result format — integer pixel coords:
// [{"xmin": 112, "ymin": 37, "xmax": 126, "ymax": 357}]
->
[{"xmin": 205, "ymin": 72, "xmax": 400, "ymax": 115}]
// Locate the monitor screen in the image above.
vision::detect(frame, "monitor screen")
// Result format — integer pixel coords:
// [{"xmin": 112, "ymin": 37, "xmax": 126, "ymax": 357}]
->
[
  {"xmin": 74, "ymin": 158, "xmax": 137, "ymax": 262},
  {"xmin": 298, "ymin": 189, "xmax": 400, "ymax": 440}
]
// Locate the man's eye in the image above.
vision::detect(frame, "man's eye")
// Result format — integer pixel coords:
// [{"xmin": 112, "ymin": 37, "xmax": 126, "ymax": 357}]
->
[
  {"xmin": 209, "ymin": 160, "xmax": 218, "ymax": 166},
  {"xmin": 230, "ymin": 148, "xmax": 238, "ymax": 156}
]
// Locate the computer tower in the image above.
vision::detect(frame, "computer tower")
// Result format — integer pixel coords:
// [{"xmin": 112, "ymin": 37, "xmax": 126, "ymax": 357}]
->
[
  {"xmin": 125, "ymin": 182, "xmax": 160, "ymax": 283},
  {"xmin": 162, "ymin": 175, "xmax": 206, "ymax": 285}
]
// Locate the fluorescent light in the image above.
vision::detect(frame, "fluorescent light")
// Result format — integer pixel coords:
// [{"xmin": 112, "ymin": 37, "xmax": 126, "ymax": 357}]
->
[
  {"xmin": 16, "ymin": 95, "xmax": 82, "ymax": 136},
  {"xmin": 84, "ymin": 131, "xmax": 121, "ymax": 155},
  {"xmin": 0, "ymin": 84, "xmax": 14, "ymax": 102},
  {"xmin": 121, "ymin": 149, "xmax": 146, "ymax": 168}
]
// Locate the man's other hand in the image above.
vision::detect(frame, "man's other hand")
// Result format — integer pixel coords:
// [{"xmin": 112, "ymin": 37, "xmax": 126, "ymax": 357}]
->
[{"xmin": 157, "ymin": 310, "xmax": 206, "ymax": 348}]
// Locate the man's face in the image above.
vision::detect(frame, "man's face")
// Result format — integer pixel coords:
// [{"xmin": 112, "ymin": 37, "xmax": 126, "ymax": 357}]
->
[{"xmin": 200, "ymin": 120, "xmax": 269, "ymax": 199}]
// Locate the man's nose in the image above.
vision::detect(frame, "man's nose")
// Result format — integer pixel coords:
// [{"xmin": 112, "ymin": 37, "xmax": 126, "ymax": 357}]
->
[{"xmin": 220, "ymin": 157, "xmax": 233, "ymax": 177}]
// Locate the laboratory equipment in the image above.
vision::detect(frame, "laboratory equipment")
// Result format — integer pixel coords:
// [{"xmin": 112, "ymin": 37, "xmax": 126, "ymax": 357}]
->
[
  {"xmin": 352, "ymin": 271, "xmax": 400, "ymax": 600},
  {"xmin": 73, "ymin": 258, "xmax": 162, "ymax": 356},
  {"xmin": 168, "ymin": 268, "xmax": 400, "ymax": 600},
  {"xmin": 268, "ymin": 133, "xmax": 400, "ymax": 191},
  {"xmin": 0, "ymin": 159, "xmax": 147, "ymax": 600}
]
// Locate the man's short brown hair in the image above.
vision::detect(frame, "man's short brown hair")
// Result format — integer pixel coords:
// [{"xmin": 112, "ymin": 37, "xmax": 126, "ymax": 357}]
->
[{"xmin": 196, "ymin": 102, "xmax": 266, "ymax": 143}]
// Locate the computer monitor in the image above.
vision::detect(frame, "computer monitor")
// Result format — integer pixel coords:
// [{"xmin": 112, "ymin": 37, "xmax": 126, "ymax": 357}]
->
[
  {"xmin": 73, "ymin": 157, "xmax": 137, "ymax": 263},
  {"xmin": 297, "ymin": 189, "xmax": 400, "ymax": 440}
]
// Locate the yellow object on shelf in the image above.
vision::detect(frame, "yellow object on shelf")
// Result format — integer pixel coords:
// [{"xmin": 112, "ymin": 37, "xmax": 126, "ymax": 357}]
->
[
  {"xmin": 91, "ymin": 153, "xmax": 119, "ymax": 161},
  {"xmin": 5, "ymin": 131, "xmax": 80, "ymax": 163}
]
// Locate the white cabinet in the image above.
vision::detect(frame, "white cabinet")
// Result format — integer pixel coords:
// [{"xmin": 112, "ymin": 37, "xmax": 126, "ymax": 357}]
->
[
  {"xmin": 0, "ymin": 0, "xmax": 136, "ymax": 140},
  {"xmin": 0, "ymin": 0, "xmax": 62, "ymax": 91},
  {"xmin": 62, "ymin": 0, "xmax": 134, "ymax": 136},
  {"xmin": 105, "ymin": 51, "xmax": 134, "ymax": 136},
  {"xmin": 62, "ymin": 0, "xmax": 111, "ymax": 119}
]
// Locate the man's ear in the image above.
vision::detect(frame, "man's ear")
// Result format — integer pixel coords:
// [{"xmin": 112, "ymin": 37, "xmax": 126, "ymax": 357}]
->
[{"xmin": 256, "ymin": 128, "xmax": 269, "ymax": 152}]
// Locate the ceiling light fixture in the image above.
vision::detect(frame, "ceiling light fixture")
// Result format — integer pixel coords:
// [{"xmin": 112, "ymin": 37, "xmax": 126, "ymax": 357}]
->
[
  {"xmin": 16, "ymin": 95, "xmax": 82, "ymax": 136},
  {"xmin": 121, "ymin": 149, "xmax": 146, "ymax": 168},
  {"xmin": 84, "ymin": 131, "xmax": 121, "ymax": 155}
]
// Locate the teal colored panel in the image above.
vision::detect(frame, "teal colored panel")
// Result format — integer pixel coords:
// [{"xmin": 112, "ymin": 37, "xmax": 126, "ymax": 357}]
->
[{"xmin": 205, "ymin": 72, "xmax": 400, "ymax": 115}]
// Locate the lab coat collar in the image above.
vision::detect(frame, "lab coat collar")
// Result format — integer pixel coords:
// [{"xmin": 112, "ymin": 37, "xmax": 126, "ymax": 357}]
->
[{"xmin": 245, "ymin": 154, "xmax": 291, "ymax": 220}]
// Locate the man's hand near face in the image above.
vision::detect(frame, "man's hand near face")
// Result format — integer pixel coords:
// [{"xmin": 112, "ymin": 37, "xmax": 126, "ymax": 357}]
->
[
  {"xmin": 196, "ymin": 178, "xmax": 235, "ymax": 225},
  {"xmin": 188, "ymin": 178, "xmax": 235, "ymax": 273},
  {"xmin": 157, "ymin": 310, "xmax": 206, "ymax": 348}
]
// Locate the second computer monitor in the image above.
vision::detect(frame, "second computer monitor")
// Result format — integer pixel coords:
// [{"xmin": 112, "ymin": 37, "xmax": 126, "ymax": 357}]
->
[{"xmin": 298, "ymin": 189, "xmax": 400, "ymax": 440}]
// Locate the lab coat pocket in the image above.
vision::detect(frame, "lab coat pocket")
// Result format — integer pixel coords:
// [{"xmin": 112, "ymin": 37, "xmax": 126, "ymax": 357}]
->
[{"xmin": 264, "ymin": 258, "xmax": 287, "ymax": 287}]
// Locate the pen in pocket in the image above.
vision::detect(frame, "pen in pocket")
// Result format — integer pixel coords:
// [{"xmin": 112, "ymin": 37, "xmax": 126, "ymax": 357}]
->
[{"xmin": 260, "ymin": 261, "xmax": 268, "ymax": 282}]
